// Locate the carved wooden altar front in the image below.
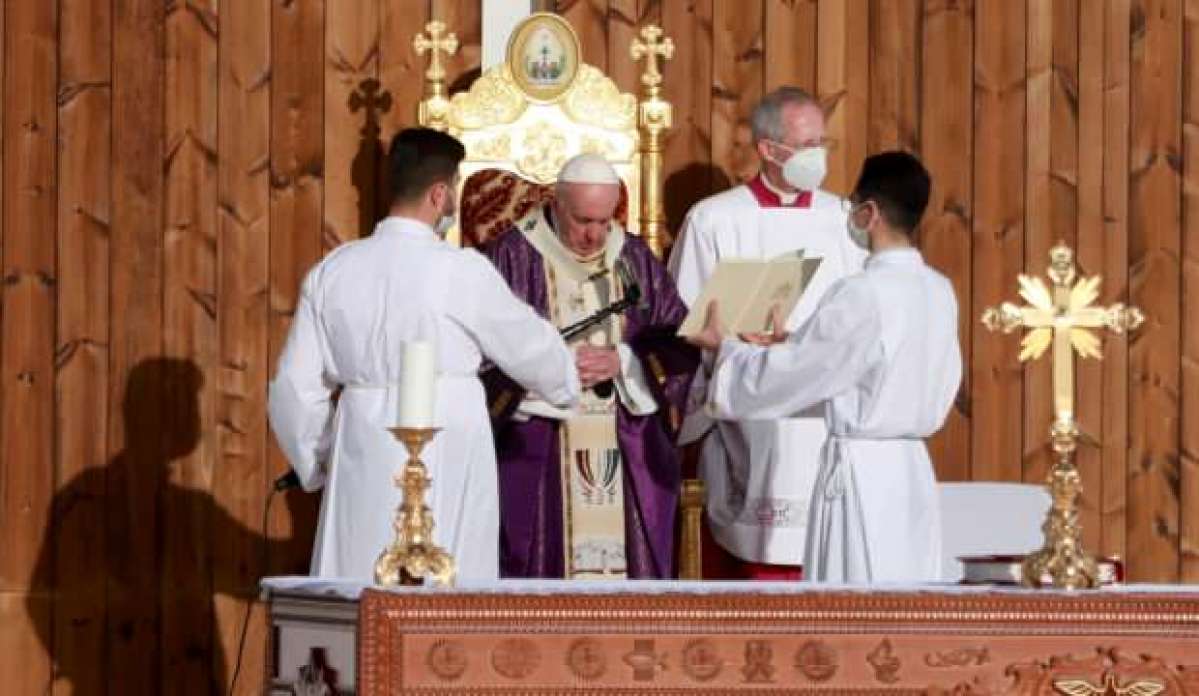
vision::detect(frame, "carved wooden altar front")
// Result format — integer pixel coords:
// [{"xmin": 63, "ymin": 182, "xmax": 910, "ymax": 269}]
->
[{"xmin": 358, "ymin": 587, "xmax": 1199, "ymax": 694}]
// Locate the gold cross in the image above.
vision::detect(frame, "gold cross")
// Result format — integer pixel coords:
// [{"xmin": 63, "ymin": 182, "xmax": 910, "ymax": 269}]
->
[
  {"xmin": 412, "ymin": 20, "xmax": 459, "ymax": 84},
  {"xmin": 629, "ymin": 25, "xmax": 674, "ymax": 95},
  {"xmin": 982, "ymin": 242, "xmax": 1142, "ymax": 428},
  {"xmin": 981, "ymin": 242, "xmax": 1143, "ymax": 589}
]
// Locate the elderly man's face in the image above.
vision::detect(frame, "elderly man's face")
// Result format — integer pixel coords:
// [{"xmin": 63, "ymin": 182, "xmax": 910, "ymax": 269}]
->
[
  {"xmin": 554, "ymin": 182, "xmax": 619, "ymax": 258},
  {"xmin": 758, "ymin": 102, "xmax": 826, "ymax": 187}
]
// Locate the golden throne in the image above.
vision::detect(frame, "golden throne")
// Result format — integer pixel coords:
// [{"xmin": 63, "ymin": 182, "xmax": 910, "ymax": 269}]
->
[{"xmin": 411, "ymin": 13, "xmax": 703, "ymax": 578}]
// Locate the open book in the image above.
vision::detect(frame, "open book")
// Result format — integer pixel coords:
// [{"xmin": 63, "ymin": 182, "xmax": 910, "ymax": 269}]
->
[{"xmin": 677, "ymin": 252, "xmax": 822, "ymax": 337}]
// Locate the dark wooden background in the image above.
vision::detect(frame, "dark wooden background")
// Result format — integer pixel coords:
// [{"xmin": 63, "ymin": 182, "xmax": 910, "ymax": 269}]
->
[{"xmin": 1, "ymin": 0, "xmax": 1196, "ymax": 693}]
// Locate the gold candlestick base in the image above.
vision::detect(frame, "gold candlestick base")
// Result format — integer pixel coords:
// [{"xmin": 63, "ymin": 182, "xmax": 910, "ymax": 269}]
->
[
  {"xmin": 374, "ymin": 426, "xmax": 456, "ymax": 588},
  {"xmin": 1019, "ymin": 416, "xmax": 1098, "ymax": 590}
]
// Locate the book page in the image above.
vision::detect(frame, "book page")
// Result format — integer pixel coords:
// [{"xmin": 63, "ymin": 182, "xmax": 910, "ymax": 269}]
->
[
  {"xmin": 678, "ymin": 256, "xmax": 820, "ymax": 337},
  {"xmin": 676, "ymin": 261, "xmax": 766, "ymax": 336}
]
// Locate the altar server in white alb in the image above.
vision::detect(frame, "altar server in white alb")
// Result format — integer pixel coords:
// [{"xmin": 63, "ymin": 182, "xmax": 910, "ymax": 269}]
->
[
  {"xmin": 268, "ymin": 128, "xmax": 579, "ymax": 581},
  {"xmin": 689, "ymin": 151, "xmax": 961, "ymax": 583},
  {"xmin": 667, "ymin": 86, "xmax": 867, "ymax": 579}
]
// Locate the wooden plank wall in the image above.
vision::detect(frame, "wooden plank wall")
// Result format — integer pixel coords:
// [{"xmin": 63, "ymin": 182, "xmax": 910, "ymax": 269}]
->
[{"xmin": 1, "ymin": 0, "xmax": 1198, "ymax": 691}]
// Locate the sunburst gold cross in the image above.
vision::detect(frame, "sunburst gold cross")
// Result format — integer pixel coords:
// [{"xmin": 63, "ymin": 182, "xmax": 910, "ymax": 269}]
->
[
  {"xmin": 413, "ymin": 20, "xmax": 459, "ymax": 84},
  {"xmin": 982, "ymin": 242, "xmax": 1142, "ymax": 425},
  {"xmin": 981, "ymin": 242, "xmax": 1143, "ymax": 589},
  {"xmin": 630, "ymin": 25, "xmax": 674, "ymax": 96}
]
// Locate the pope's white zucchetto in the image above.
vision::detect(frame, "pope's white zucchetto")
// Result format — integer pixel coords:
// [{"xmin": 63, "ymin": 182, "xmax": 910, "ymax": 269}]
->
[{"xmin": 557, "ymin": 153, "xmax": 621, "ymax": 185}]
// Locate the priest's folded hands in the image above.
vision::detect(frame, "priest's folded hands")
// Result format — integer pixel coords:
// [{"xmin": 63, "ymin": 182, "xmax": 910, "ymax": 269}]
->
[{"xmin": 575, "ymin": 345, "xmax": 621, "ymax": 387}]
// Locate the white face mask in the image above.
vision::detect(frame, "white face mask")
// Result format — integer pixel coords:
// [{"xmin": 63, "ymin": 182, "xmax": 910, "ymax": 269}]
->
[
  {"xmin": 846, "ymin": 202, "xmax": 872, "ymax": 250},
  {"xmin": 434, "ymin": 214, "xmax": 455, "ymax": 238},
  {"xmin": 769, "ymin": 143, "xmax": 828, "ymax": 192}
]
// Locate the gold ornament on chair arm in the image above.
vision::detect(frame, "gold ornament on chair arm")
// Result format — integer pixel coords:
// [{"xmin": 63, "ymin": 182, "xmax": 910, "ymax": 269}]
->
[
  {"xmin": 630, "ymin": 25, "xmax": 674, "ymax": 259},
  {"xmin": 981, "ymin": 242, "xmax": 1143, "ymax": 589},
  {"xmin": 413, "ymin": 20, "xmax": 460, "ymax": 131}
]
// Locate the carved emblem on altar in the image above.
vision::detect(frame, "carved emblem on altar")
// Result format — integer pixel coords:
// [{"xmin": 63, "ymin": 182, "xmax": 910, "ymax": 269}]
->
[
  {"xmin": 565, "ymin": 637, "xmax": 607, "ymax": 680},
  {"xmin": 490, "ymin": 637, "xmax": 541, "ymax": 680},
  {"xmin": 681, "ymin": 638, "xmax": 723, "ymax": 682},
  {"xmin": 867, "ymin": 638, "xmax": 902, "ymax": 684},
  {"xmin": 425, "ymin": 639, "xmax": 468, "ymax": 682},
  {"xmin": 623, "ymin": 639, "xmax": 667, "ymax": 681},
  {"xmin": 794, "ymin": 640, "xmax": 838, "ymax": 682},
  {"xmin": 740, "ymin": 640, "xmax": 776, "ymax": 684}
]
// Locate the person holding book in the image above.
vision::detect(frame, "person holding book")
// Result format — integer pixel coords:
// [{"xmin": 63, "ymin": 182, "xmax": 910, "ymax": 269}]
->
[
  {"xmin": 687, "ymin": 152, "xmax": 961, "ymax": 582},
  {"xmin": 481, "ymin": 154, "xmax": 699, "ymax": 580},
  {"xmin": 667, "ymin": 87, "xmax": 868, "ymax": 580}
]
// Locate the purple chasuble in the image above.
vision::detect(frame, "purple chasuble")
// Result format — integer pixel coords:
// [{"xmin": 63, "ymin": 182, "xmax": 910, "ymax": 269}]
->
[{"xmin": 482, "ymin": 217, "xmax": 699, "ymax": 579}]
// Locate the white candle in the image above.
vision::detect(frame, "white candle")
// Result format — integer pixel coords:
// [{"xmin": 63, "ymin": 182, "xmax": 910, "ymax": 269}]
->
[{"xmin": 398, "ymin": 340, "xmax": 436, "ymax": 428}]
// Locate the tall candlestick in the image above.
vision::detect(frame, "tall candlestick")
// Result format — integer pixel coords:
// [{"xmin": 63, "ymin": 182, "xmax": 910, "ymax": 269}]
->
[{"xmin": 398, "ymin": 340, "xmax": 436, "ymax": 428}]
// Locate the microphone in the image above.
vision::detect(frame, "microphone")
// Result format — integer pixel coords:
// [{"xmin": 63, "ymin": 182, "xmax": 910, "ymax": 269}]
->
[{"xmin": 274, "ymin": 470, "xmax": 302, "ymax": 492}]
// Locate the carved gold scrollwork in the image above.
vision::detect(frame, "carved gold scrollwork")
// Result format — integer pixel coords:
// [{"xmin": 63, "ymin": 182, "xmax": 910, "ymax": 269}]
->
[
  {"xmin": 516, "ymin": 123, "xmax": 568, "ymax": 184},
  {"xmin": 563, "ymin": 65, "xmax": 637, "ymax": 131},
  {"xmin": 465, "ymin": 134, "xmax": 511, "ymax": 161},
  {"xmin": 448, "ymin": 66, "xmax": 527, "ymax": 130}
]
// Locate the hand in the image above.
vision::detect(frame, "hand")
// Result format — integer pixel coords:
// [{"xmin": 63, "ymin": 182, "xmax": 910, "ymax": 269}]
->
[
  {"xmin": 738, "ymin": 304, "xmax": 789, "ymax": 346},
  {"xmin": 686, "ymin": 301, "xmax": 727, "ymax": 352},
  {"xmin": 575, "ymin": 345, "xmax": 621, "ymax": 388}
]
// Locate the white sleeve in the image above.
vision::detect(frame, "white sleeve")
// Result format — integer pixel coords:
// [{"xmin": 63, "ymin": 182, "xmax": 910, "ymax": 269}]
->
[
  {"xmin": 708, "ymin": 279, "xmax": 882, "ymax": 420},
  {"xmin": 453, "ymin": 251, "xmax": 581, "ymax": 408},
  {"xmin": 612, "ymin": 343, "xmax": 659, "ymax": 416},
  {"xmin": 666, "ymin": 207, "xmax": 716, "ymax": 307},
  {"xmin": 268, "ymin": 274, "xmax": 337, "ymax": 492},
  {"xmin": 667, "ymin": 208, "xmax": 717, "ymax": 442}
]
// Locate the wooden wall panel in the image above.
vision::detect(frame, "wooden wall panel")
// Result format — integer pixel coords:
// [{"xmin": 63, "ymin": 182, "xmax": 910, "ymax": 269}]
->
[
  {"xmin": 162, "ymin": 0, "xmax": 219, "ymax": 692},
  {"xmin": 1181, "ymin": 0, "xmax": 1199, "ymax": 582},
  {"xmin": 557, "ymin": 0, "xmax": 609, "ymax": 71},
  {"xmin": 325, "ymin": 0, "xmax": 379, "ymax": 245},
  {"xmin": 1023, "ymin": 0, "xmax": 1054, "ymax": 490},
  {"xmin": 919, "ymin": 0, "xmax": 973, "ymax": 480},
  {"xmin": 970, "ymin": 0, "xmax": 1025, "ymax": 485},
  {"xmin": 764, "ymin": 0, "xmax": 817, "ymax": 94},
  {"xmin": 1076, "ymin": 0, "xmax": 1106, "ymax": 554},
  {"xmin": 660, "ymin": 0, "xmax": 714, "ymax": 239},
  {"xmin": 1100, "ymin": 0, "xmax": 1132, "ymax": 566},
  {"xmin": 1129, "ymin": 0, "xmax": 1183, "ymax": 583},
  {"xmin": 268, "ymin": 0, "xmax": 325, "ymax": 578},
  {"xmin": 817, "ymin": 0, "xmax": 869, "ymax": 196},
  {"xmin": 108, "ymin": 1, "xmax": 166, "ymax": 694},
  {"xmin": 1, "ymin": 0, "xmax": 57, "ymax": 692},
  {"xmin": 53, "ymin": 0, "xmax": 112, "ymax": 687},
  {"xmin": 215, "ymin": 1, "xmax": 272, "ymax": 693},
  {"xmin": 711, "ymin": 0, "xmax": 763, "ymax": 185},
  {"xmin": 868, "ymin": 0, "xmax": 920, "ymax": 153}
]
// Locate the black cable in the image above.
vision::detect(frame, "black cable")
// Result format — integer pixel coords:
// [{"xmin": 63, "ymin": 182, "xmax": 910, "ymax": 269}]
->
[{"xmin": 227, "ymin": 484, "xmax": 278, "ymax": 694}]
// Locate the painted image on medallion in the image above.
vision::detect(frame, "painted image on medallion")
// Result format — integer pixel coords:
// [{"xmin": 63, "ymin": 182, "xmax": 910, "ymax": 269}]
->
[{"xmin": 524, "ymin": 28, "xmax": 568, "ymax": 84}]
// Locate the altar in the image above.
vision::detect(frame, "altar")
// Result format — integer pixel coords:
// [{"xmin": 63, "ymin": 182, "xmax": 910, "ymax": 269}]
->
[{"xmin": 263, "ymin": 577, "xmax": 1199, "ymax": 694}]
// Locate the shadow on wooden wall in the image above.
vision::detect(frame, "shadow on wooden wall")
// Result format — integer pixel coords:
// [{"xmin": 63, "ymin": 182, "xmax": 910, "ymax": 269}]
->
[{"xmin": 26, "ymin": 358, "xmax": 313, "ymax": 694}]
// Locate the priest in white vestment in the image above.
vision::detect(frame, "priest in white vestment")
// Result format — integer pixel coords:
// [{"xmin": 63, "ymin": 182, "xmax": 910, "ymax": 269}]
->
[
  {"xmin": 690, "ymin": 152, "xmax": 961, "ymax": 582},
  {"xmin": 268, "ymin": 128, "xmax": 579, "ymax": 581},
  {"xmin": 667, "ymin": 87, "xmax": 867, "ymax": 579}
]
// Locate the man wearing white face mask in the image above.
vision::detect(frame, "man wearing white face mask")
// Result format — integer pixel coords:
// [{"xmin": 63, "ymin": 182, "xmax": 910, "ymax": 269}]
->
[
  {"xmin": 689, "ymin": 152, "xmax": 961, "ymax": 583},
  {"xmin": 668, "ymin": 86, "xmax": 867, "ymax": 580},
  {"xmin": 268, "ymin": 128, "xmax": 579, "ymax": 581}
]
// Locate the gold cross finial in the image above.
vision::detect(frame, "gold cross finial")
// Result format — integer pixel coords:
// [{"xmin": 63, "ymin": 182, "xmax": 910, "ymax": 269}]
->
[
  {"xmin": 630, "ymin": 25, "xmax": 674, "ymax": 95},
  {"xmin": 981, "ymin": 241, "xmax": 1143, "ymax": 589},
  {"xmin": 413, "ymin": 20, "xmax": 459, "ymax": 84},
  {"xmin": 982, "ymin": 241, "xmax": 1143, "ymax": 420}
]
